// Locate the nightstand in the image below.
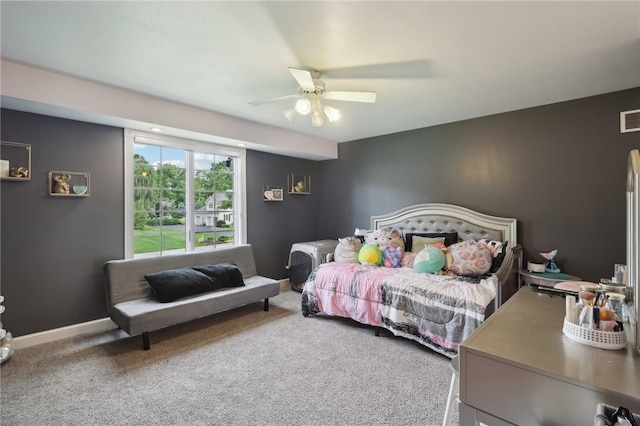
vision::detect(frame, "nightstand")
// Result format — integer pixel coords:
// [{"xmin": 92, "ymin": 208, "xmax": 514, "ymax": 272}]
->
[{"xmin": 518, "ymin": 269, "xmax": 581, "ymax": 291}]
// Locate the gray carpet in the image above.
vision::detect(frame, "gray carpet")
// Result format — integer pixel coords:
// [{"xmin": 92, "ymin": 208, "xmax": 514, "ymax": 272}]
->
[{"xmin": 0, "ymin": 287, "xmax": 458, "ymax": 425}]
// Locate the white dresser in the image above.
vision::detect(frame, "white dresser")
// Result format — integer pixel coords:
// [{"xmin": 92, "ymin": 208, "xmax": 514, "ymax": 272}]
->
[{"xmin": 459, "ymin": 288, "xmax": 640, "ymax": 425}]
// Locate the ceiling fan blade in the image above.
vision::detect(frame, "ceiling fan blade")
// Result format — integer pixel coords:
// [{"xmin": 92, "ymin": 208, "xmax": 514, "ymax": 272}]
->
[
  {"xmin": 288, "ymin": 67, "xmax": 316, "ymax": 92},
  {"xmin": 322, "ymin": 91, "xmax": 377, "ymax": 103},
  {"xmin": 249, "ymin": 94, "xmax": 299, "ymax": 106}
]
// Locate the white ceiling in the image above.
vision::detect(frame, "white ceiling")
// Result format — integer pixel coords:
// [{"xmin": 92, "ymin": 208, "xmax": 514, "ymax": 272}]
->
[{"xmin": 1, "ymin": 1, "xmax": 639, "ymax": 154}]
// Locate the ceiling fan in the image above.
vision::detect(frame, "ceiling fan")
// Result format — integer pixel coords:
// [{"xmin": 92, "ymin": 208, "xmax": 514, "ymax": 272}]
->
[{"xmin": 249, "ymin": 67, "xmax": 376, "ymax": 127}]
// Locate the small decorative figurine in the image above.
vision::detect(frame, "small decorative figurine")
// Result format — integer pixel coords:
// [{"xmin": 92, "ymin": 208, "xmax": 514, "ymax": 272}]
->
[
  {"xmin": 53, "ymin": 173, "xmax": 71, "ymax": 194},
  {"xmin": 540, "ymin": 249, "xmax": 561, "ymax": 273},
  {"xmin": 10, "ymin": 167, "xmax": 29, "ymax": 178}
]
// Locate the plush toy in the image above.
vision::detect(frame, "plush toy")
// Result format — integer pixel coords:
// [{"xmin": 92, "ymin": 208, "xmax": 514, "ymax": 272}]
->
[
  {"xmin": 431, "ymin": 242, "xmax": 447, "ymax": 252},
  {"xmin": 366, "ymin": 228, "xmax": 404, "ymax": 268},
  {"xmin": 401, "ymin": 252, "xmax": 416, "ymax": 268},
  {"xmin": 382, "ymin": 246, "xmax": 403, "ymax": 268},
  {"xmin": 353, "ymin": 228, "xmax": 369, "ymax": 243},
  {"xmin": 365, "ymin": 228, "xmax": 403, "ymax": 248},
  {"xmin": 334, "ymin": 237, "xmax": 362, "ymax": 263},
  {"xmin": 414, "ymin": 246, "xmax": 446, "ymax": 274},
  {"xmin": 358, "ymin": 243, "xmax": 383, "ymax": 266},
  {"xmin": 446, "ymin": 240, "xmax": 493, "ymax": 276}
]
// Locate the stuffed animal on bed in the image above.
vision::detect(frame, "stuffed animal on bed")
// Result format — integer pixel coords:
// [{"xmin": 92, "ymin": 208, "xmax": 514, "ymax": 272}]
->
[
  {"xmin": 446, "ymin": 240, "xmax": 493, "ymax": 276},
  {"xmin": 365, "ymin": 228, "xmax": 404, "ymax": 268},
  {"xmin": 414, "ymin": 246, "xmax": 446, "ymax": 274},
  {"xmin": 334, "ymin": 237, "xmax": 362, "ymax": 263},
  {"xmin": 358, "ymin": 243, "xmax": 383, "ymax": 266},
  {"xmin": 382, "ymin": 246, "xmax": 403, "ymax": 268}
]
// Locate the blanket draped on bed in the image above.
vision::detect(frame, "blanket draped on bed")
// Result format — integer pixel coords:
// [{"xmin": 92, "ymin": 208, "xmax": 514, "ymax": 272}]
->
[{"xmin": 301, "ymin": 262, "xmax": 497, "ymax": 358}]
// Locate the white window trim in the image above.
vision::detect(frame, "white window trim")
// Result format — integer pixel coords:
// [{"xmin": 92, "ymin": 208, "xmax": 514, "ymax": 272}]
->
[{"xmin": 124, "ymin": 129, "xmax": 247, "ymax": 259}]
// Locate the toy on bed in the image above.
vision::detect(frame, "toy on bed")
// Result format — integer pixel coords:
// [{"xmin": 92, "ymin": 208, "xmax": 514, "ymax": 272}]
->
[
  {"xmin": 301, "ymin": 203, "xmax": 521, "ymax": 358},
  {"xmin": 365, "ymin": 228, "xmax": 404, "ymax": 268},
  {"xmin": 358, "ymin": 243, "xmax": 383, "ymax": 266},
  {"xmin": 446, "ymin": 239, "xmax": 494, "ymax": 276},
  {"xmin": 414, "ymin": 245, "xmax": 446, "ymax": 273},
  {"xmin": 334, "ymin": 237, "xmax": 362, "ymax": 264}
]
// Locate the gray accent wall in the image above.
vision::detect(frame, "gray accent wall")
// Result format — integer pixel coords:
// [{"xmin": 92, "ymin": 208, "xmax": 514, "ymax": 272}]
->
[
  {"xmin": 1, "ymin": 110, "xmax": 125, "ymax": 336},
  {"xmin": 317, "ymin": 88, "xmax": 640, "ymax": 283},
  {"xmin": 246, "ymin": 150, "xmax": 319, "ymax": 279}
]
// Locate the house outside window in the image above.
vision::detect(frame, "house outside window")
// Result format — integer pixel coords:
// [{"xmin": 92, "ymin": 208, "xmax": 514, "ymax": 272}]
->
[{"xmin": 124, "ymin": 130, "xmax": 246, "ymax": 258}]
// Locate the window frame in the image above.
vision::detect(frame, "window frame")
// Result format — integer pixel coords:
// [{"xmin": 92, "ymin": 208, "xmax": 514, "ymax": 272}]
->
[{"xmin": 124, "ymin": 129, "xmax": 247, "ymax": 259}]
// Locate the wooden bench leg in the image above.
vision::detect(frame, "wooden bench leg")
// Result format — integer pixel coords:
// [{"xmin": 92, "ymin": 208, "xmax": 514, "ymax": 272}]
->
[
  {"xmin": 264, "ymin": 298, "xmax": 269, "ymax": 311},
  {"xmin": 375, "ymin": 327, "xmax": 380, "ymax": 337},
  {"xmin": 142, "ymin": 331, "xmax": 150, "ymax": 350}
]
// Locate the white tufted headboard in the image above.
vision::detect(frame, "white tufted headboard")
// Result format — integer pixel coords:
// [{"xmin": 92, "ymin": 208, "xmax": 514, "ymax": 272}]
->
[
  {"xmin": 371, "ymin": 203, "xmax": 517, "ymax": 247},
  {"xmin": 371, "ymin": 203, "xmax": 520, "ymax": 311}
]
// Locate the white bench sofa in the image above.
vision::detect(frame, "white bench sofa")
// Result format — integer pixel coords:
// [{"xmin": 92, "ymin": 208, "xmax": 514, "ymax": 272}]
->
[{"xmin": 103, "ymin": 244, "xmax": 280, "ymax": 350}]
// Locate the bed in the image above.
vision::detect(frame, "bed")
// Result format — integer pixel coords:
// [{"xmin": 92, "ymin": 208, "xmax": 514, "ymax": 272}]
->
[{"xmin": 301, "ymin": 203, "xmax": 522, "ymax": 358}]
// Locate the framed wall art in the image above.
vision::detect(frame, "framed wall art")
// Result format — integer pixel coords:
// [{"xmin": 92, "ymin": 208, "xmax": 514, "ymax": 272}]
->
[
  {"xmin": 288, "ymin": 174, "xmax": 310, "ymax": 194},
  {"xmin": 263, "ymin": 185, "xmax": 283, "ymax": 201}
]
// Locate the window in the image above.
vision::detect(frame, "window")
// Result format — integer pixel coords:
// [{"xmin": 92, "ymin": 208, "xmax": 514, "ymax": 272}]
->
[{"xmin": 124, "ymin": 130, "xmax": 246, "ymax": 258}]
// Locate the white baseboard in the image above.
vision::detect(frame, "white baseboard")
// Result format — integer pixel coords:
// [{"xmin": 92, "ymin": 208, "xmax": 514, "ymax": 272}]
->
[
  {"xmin": 14, "ymin": 279, "xmax": 291, "ymax": 350},
  {"xmin": 280, "ymin": 278, "xmax": 290, "ymax": 291},
  {"xmin": 13, "ymin": 318, "xmax": 118, "ymax": 350}
]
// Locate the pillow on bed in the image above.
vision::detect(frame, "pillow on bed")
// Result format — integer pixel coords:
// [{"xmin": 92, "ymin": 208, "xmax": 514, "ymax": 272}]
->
[
  {"xmin": 410, "ymin": 236, "xmax": 446, "ymax": 253},
  {"xmin": 144, "ymin": 267, "xmax": 221, "ymax": 303},
  {"xmin": 478, "ymin": 239, "xmax": 509, "ymax": 273},
  {"xmin": 405, "ymin": 232, "xmax": 458, "ymax": 252},
  {"xmin": 401, "ymin": 251, "xmax": 417, "ymax": 268},
  {"xmin": 365, "ymin": 228, "xmax": 404, "ymax": 268},
  {"xmin": 446, "ymin": 240, "xmax": 493, "ymax": 276},
  {"xmin": 192, "ymin": 263, "xmax": 245, "ymax": 287},
  {"xmin": 365, "ymin": 228, "xmax": 404, "ymax": 249},
  {"xmin": 353, "ymin": 228, "xmax": 371, "ymax": 243},
  {"xmin": 358, "ymin": 243, "xmax": 383, "ymax": 266},
  {"xmin": 334, "ymin": 237, "xmax": 363, "ymax": 263},
  {"xmin": 414, "ymin": 246, "xmax": 446, "ymax": 274}
]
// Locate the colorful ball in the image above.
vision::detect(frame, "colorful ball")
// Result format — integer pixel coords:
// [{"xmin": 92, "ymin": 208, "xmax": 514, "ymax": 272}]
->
[{"xmin": 414, "ymin": 246, "xmax": 446, "ymax": 273}]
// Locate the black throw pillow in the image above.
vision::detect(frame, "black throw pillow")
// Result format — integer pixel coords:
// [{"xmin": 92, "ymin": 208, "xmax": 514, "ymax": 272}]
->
[
  {"xmin": 489, "ymin": 241, "xmax": 508, "ymax": 273},
  {"xmin": 405, "ymin": 232, "xmax": 458, "ymax": 252},
  {"xmin": 191, "ymin": 263, "xmax": 245, "ymax": 288},
  {"xmin": 144, "ymin": 267, "xmax": 221, "ymax": 303}
]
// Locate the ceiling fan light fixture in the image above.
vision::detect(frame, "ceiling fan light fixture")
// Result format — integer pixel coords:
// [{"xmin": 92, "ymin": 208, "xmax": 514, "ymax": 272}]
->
[
  {"xmin": 284, "ymin": 108, "xmax": 296, "ymax": 122},
  {"xmin": 295, "ymin": 98, "xmax": 311, "ymax": 115},
  {"xmin": 323, "ymin": 105, "xmax": 341, "ymax": 122},
  {"xmin": 250, "ymin": 67, "xmax": 376, "ymax": 127},
  {"xmin": 311, "ymin": 111, "xmax": 324, "ymax": 127}
]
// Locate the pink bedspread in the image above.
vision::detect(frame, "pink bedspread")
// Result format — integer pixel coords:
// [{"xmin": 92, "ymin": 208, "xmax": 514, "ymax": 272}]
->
[
  {"xmin": 301, "ymin": 262, "xmax": 497, "ymax": 358},
  {"xmin": 309, "ymin": 263, "xmax": 397, "ymax": 326}
]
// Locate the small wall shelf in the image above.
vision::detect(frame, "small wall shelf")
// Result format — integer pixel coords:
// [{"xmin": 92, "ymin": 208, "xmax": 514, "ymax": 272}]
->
[
  {"xmin": 48, "ymin": 171, "xmax": 90, "ymax": 197},
  {"xmin": 288, "ymin": 174, "xmax": 310, "ymax": 194},
  {"xmin": 1, "ymin": 141, "xmax": 31, "ymax": 181},
  {"xmin": 263, "ymin": 185, "xmax": 283, "ymax": 201}
]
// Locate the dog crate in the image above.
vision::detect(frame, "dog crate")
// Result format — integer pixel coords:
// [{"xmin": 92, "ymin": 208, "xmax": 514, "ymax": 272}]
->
[{"xmin": 287, "ymin": 239, "xmax": 338, "ymax": 292}]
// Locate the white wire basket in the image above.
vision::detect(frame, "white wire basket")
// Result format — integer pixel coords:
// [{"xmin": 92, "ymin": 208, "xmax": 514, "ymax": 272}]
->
[{"xmin": 562, "ymin": 319, "xmax": 627, "ymax": 350}]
